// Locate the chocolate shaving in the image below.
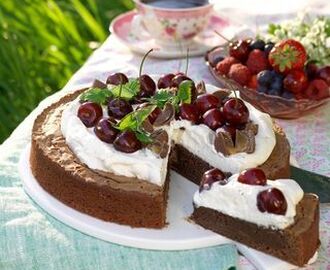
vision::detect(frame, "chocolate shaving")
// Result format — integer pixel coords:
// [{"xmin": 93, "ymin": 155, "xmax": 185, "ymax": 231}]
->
[
  {"xmin": 235, "ymin": 130, "xmax": 255, "ymax": 153},
  {"xmin": 212, "ymin": 89, "xmax": 231, "ymax": 102},
  {"xmin": 153, "ymin": 103, "xmax": 175, "ymax": 127},
  {"xmin": 214, "ymin": 131, "xmax": 234, "ymax": 156},
  {"xmin": 92, "ymin": 79, "xmax": 107, "ymax": 89},
  {"xmin": 196, "ymin": 80, "xmax": 207, "ymax": 95},
  {"xmin": 147, "ymin": 129, "xmax": 169, "ymax": 158},
  {"xmin": 151, "ymin": 129, "xmax": 169, "ymax": 143},
  {"xmin": 141, "ymin": 119, "xmax": 154, "ymax": 133},
  {"xmin": 215, "ymin": 122, "xmax": 258, "ymax": 155},
  {"xmin": 245, "ymin": 121, "xmax": 258, "ymax": 135}
]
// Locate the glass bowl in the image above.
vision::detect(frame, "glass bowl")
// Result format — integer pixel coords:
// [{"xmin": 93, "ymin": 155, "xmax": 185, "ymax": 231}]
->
[{"xmin": 205, "ymin": 46, "xmax": 330, "ymax": 119}]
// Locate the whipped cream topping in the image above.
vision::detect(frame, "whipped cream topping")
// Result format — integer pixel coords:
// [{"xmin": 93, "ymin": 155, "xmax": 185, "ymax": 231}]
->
[
  {"xmin": 61, "ymin": 83, "xmax": 276, "ymax": 186},
  {"xmin": 61, "ymin": 99, "xmax": 170, "ymax": 186},
  {"xmin": 171, "ymin": 85, "xmax": 276, "ymax": 175},
  {"xmin": 194, "ymin": 174, "xmax": 304, "ymax": 229}
]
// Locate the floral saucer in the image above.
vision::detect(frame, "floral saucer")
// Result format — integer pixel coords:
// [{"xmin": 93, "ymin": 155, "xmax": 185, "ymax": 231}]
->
[{"xmin": 110, "ymin": 10, "xmax": 251, "ymax": 59}]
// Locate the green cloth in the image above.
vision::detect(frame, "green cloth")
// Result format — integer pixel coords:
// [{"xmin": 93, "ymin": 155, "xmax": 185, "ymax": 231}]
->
[{"xmin": 0, "ymin": 86, "xmax": 238, "ymax": 270}]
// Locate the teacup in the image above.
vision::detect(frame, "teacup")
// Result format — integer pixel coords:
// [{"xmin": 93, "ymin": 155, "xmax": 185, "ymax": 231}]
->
[{"xmin": 132, "ymin": 0, "xmax": 213, "ymax": 47}]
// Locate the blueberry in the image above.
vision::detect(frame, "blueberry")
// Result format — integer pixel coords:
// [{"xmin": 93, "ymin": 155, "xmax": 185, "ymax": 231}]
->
[
  {"xmin": 257, "ymin": 70, "xmax": 274, "ymax": 87},
  {"xmin": 214, "ymin": 56, "xmax": 224, "ymax": 65},
  {"xmin": 272, "ymin": 71, "xmax": 284, "ymax": 80},
  {"xmin": 264, "ymin": 42, "xmax": 275, "ymax": 55},
  {"xmin": 268, "ymin": 88, "xmax": 282, "ymax": 96},
  {"xmin": 271, "ymin": 76, "xmax": 283, "ymax": 90},
  {"xmin": 257, "ymin": 85, "xmax": 268, "ymax": 94},
  {"xmin": 249, "ymin": 39, "xmax": 266, "ymax": 51},
  {"xmin": 282, "ymin": 90, "xmax": 295, "ymax": 99}
]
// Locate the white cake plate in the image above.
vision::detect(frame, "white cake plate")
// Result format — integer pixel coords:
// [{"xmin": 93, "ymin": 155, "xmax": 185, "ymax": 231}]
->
[{"xmin": 19, "ymin": 145, "xmax": 302, "ymax": 269}]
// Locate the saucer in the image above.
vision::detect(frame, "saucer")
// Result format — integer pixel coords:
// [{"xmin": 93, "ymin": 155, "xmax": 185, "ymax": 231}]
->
[{"xmin": 110, "ymin": 11, "xmax": 251, "ymax": 59}]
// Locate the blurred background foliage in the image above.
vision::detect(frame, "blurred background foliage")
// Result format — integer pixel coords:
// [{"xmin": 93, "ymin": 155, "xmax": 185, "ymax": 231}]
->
[{"xmin": 0, "ymin": 0, "xmax": 133, "ymax": 143}]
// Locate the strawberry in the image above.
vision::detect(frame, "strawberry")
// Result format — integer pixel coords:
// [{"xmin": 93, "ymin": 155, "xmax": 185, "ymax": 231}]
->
[
  {"xmin": 246, "ymin": 49, "xmax": 269, "ymax": 74},
  {"xmin": 215, "ymin": 57, "xmax": 239, "ymax": 76},
  {"xmin": 304, "ymin": 79, "xmax": 329, "ymax": 100},
  {"xmin": 247, "ymin": 75, "xmax": 258, "ymax": 89},
  {"xmin": 228, "ymin": 63, "xmax": 251, "ymax": 86},
  {"xmin": 268, "ymin": 39, "xmax": 307, "ymax": 74}
]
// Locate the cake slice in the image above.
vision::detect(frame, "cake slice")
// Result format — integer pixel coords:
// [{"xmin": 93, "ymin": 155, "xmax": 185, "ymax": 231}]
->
[{"xmin": 191, "ymin": 168, "xmax": 320, "ymax": 267}]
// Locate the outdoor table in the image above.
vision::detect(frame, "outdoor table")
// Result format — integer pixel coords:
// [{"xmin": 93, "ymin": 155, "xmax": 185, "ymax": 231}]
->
[{"xmin": 1, "ymin": 1, "xmax": 330, "ymax": 269}]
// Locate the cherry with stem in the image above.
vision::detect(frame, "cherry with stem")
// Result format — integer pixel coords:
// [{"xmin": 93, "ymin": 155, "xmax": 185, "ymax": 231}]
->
[{"xmin": 138, "ymin": 49, "xmax": 156, "ymax": 98}]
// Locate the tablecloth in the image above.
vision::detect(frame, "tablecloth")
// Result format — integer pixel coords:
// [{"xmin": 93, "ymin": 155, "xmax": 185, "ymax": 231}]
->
[{"xmin": 1, "ymin": 1, "xmax": 330, "ymax": 269}]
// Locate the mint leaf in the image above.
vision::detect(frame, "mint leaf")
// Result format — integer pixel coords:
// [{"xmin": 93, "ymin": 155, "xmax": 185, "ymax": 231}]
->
[
  {"xmin": 146, "ymin": 89, "xmax": 175, "ymax": 108},
  {"xmin": 116, "ymin": 105, "xmax": 157, "ymax": 131},
  {"xmin": 79, "ymin": 88, "xmax": 112, "ymax": 105},
  {"xmin": 111, "ymin": 79, "xmax": 140, "ymax": 100},
  {"xmin": 177, "ymin": 80, "xmax": 192, "ymax": 104},
  {"xmin": 135, "ymin": 131, "xmax": 153, "ymax": 144}
]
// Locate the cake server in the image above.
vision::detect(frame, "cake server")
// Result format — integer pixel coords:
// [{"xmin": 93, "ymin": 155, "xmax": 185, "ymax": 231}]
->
[{"xmin": 290, "ymin": 166, "xmax": 330, "ymax": 203}]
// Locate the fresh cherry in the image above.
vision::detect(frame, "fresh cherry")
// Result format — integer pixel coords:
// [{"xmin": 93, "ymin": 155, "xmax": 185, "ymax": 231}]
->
[
  {"xmin": 238, "ymin": 168, "xmax": 267, "ymax": 186},
  {"xmin": 257, "ymin": 188, "xmax": 287, "ymax": 215},
  {"xmin": 283, "ymin": 70, "xmax": 308, "ymax": 93},
  {"xmin": 137, "ymin": 48, "xmax": 156, "ymax": 98},
  {"xmin": 108, "ymin": 98, "xmax": 133, "ymax": 119},
  {"xmin": 113, "ymin": 131, "xmax": 142, "ymax": 153},
  {"xmin": 202, "ymin": 108, "xmax": 225, "ymax": 130},
  {"xmin": 106, "ymin": 72, "xmax": 128, "ymax": 85},
  {"xmin": 200, "ymin": 168, "xmax": 227, "ymax": 192},
  {"xmin": 179, "ymin": 103, "xmax": 200, "ymax": 124},
  {"xmin": 77, "ymin": 102, "xmax": 103, "ymax": 127},
  {"xmin": 316, "ymin": 66, "xmax": 330, "ymax": 85},
  {"xmin": 139, "ymin": 74, "xmax": 156, "ymax": 97},
  {"xmin": 94, "ymin": 117, "xmax": 118, "ymax": 143},
  {"xmin": 195, "ymin": 94, "xmax": 220, "ymax": 114},
  {"xmin": 229, "ymin": 39, "xmax": 250, "ymax": 62},
  {"xmin": 158, "ymin": 73, "xmax": 175, "ymax": 89},
  {"xmin": 223, "ymin": 98, "xmax": 249, "ymax": 125},
  {"xmin": 171, "ymin": 74, "xmax": 192, "ymax": 88},
  {"xmin": 305, "ymin": 62, "xmax": 318, "ymax": 80}
]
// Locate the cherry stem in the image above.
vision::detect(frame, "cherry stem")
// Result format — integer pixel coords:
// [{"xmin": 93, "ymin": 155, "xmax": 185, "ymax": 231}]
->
[
  {"xmin": 139, "ymin": 48, "xmax": 154, "ymax": 78},
  {"xmin": 228, "ymin": 82, "xmax": 239, "ymax": 108},
  {"xmin": 185, "ymin": 47, "xmax": 190, "ymax": 75},
  {"xmin": 119, "ymin": 77, "xmax": 123, "ymax": 98},
  {"xmin": 177, "ymin": 37, "xmax": 183, "ymax": 72},
  {"xmin": 214, "ymin": 30, "xmax": 230, "ymax": 42}
]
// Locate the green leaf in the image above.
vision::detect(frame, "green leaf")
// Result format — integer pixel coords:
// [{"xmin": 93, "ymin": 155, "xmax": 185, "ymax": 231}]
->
[
  {"xmin": 116, "ymin": 105, "xmax": 157, "ymax": 131},
  {"xmin": 177, "ymin": 80, "xmax": 192, "ymax": 104},
  {"xmin": 110, "ymin": 79, "xmax": 140, "ymax": 100},
  {"xmin": 79, "ymin": 88, "xmax": 112, "ymax": 104},
  {"xmin": 136, "ymin": 131, "xmax": 153, "ymax": 144},
  {"xmin": 146, "ymin": 89, "xmax": 175, "ymax": 108},
  {"xmin": 268, "ymin": 23, "xmax": 280, "ymax": 35}
]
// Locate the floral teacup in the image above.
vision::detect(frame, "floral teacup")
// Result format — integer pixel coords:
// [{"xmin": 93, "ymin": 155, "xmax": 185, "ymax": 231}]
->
[{"xmin": 132, "ymin": 0, "xmax": 213, "ymax": 47}]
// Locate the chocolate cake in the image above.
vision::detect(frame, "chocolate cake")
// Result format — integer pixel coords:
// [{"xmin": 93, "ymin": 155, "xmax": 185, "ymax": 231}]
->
[
  {"xmin": 31, "ymin": 90, "xmax": 169, "ymax": 228},
  {"xmin": 192, "ymin": 195, "xmax": 319, "ymax": 267},
  {"xmin": 191, "ymin": 168, "xmax": 320, "ymax": 267},
  {"xmin": 30, "ymin": 73, "xmax": 291, "ymax": 230}
]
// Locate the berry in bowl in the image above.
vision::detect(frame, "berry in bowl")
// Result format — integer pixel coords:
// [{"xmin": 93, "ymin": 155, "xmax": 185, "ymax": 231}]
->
[{"xmin": 205, "ymin": 38, "xmax": 330, "ymax": 119}]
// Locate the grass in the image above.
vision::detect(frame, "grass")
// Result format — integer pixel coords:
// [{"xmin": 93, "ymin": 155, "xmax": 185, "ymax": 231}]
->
[{"xmin": 0, "ymin": 0, "xmax": 133, "ymax": 143}]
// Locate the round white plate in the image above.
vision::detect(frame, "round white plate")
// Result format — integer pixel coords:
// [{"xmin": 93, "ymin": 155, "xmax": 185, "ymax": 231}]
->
[
  {"xmin": 19, "ymin": 145, "xmax": 230, "ymax": 250},
  {"xmin": 109, "ymin": 11, "xmax": 252, "ymax": 59}
]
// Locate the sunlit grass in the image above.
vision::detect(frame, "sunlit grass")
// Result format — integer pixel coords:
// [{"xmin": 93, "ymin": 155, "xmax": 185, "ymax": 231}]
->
[{"xmin": 0, "ymin": 0, "xmax": 133, "ymax": 143}]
